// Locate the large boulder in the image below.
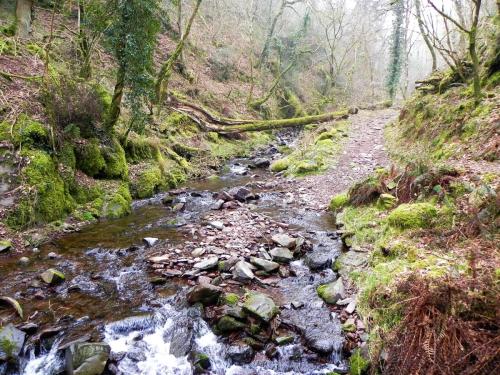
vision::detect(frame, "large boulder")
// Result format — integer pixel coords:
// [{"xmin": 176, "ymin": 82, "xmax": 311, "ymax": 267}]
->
[
  {"xmin": 40, "ymin": 269, "xmax": 66, "ymax": 285},
  {"xmin": 65, "ymin": 342, "xmax": 110, "ymax": 375},
  {"xmin": 187, "ymin": 284, "xmax": 222, "ymax": 306},
  {"xmin": 317, "ymin": 278, "xmax": 345, "ymax": 305},
  {"xmin": 0, "ymin": 324, "xmax": 25, "ymax": 361},
  {"xmin": 269, "ymin": 247, "xmax": 294, "ymax": 263},
  {"xmin": 249, "ymin": 257, "xmax": 279, "ymax": 272},
  {"xmin": 243, "ymin": 293, "xmax": 278, "ymax": 322}
]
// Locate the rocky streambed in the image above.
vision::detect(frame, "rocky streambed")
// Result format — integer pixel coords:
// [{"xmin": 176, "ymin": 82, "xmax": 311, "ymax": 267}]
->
[{"xmin": 0, "ymin": 150, "xmax": 366, "ymax": 375}]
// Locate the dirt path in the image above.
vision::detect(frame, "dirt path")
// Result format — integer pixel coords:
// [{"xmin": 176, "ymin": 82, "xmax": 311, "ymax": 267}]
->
[{"xmin": 277, "ymin": 108, "xmax": 400, "ymax": 210}]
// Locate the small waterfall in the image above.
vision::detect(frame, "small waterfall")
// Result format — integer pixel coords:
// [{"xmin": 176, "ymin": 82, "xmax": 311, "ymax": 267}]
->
[{"xmin": 21, "ymin": 338, "xmax": 64, "ymax": 375}]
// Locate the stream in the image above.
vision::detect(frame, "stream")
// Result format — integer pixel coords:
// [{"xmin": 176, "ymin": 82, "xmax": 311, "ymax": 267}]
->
[{"xmin": 1, "ymin": 148, "xmax": 348, "ymax": 375}]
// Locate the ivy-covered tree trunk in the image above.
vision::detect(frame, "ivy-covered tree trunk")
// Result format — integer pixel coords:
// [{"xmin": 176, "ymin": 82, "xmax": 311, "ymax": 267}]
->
[
  {"xmin": 154, "ymin": 0, "xmax": 202, "ymax": 111},
  {"xmin": 78, "ymin": 2, "xmax": 92, "ymax": 79},
  {"xmin": 257, "ymin": 0, "xmax": 286, "ymax": 68},
  {"xmin": 15, "ymin": 0, "xmax": 33, "ymax": 38},
  {"xmin": 386, "ymin": 0, "xmax": 405, "ymax": 102},
  {"xmin": 106, "ymin": 66, "xmax": 125, "ymax": 133}
]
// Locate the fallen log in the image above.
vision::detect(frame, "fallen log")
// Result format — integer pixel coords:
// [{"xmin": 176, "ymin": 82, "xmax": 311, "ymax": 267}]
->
[{"xmin": 169, "ymin": 96, "xmax": 349, "ymax": 134}]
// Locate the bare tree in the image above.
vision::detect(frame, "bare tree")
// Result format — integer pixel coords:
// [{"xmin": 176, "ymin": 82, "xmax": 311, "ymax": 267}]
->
[
  {"xmin": 415, "ymin": 0, "xmax": 438, "ymax": 71},
  {"xmin": 427, "ymin": 0, "xmax": 483, "ymax": 104}
]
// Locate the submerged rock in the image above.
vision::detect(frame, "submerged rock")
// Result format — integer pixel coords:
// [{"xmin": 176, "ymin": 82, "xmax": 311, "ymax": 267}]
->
[
  {"xmin": 0, "ymin": 324, "xmax": 25, "ymax": 361},
  {"xmin": 187, "ymin": 284, "xmax": 222, "ymax": 306},
  {"xmin": 40, "ymin": 268, "xmax": 66, "ymax": 285},
  {"xmin": 65, "ymin": 342, "xmax": 110, "ymax": 375},
  {"xmin": 243, "ymin": 293, "xmax": 278, "ymax": 322},
  {"xmin": 317, "ymin": 278, "xmax": 345, "ymax": 305},
  {"xmin": 249, "ymin": 257, "xmax": 279, "ymax": 272},
  {"xmin": 269, "ymin": 247, "xmax": 294, "ymax": 263}
]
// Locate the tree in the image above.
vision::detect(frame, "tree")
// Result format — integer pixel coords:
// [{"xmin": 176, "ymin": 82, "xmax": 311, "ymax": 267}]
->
[
  {"xmin": 427, "ymin": 0, "xmax": 483, "ymax": 105},
  {"xmin": 415, "ymin": 0, "xmax": 438, "ymax": 71},
  {"xmin": 15, "ymin": 0, "xmax": 33, "ymax": 38},
  {"xmin": 106, "ymin": 0, "xmax": 161, "ymax": 133},
  {"xmin": 386, "ymin": 0, "xmax": 406, "ymax": 101},
  {"xmin": 154, "ymin": 0, "xmax": 202, "ymax": 112}
]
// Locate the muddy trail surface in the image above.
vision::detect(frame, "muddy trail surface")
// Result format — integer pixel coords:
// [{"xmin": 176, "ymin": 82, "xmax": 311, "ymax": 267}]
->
[{"xmin": 0, "ymin": 110, "xmax": 397, "ymax": 375}]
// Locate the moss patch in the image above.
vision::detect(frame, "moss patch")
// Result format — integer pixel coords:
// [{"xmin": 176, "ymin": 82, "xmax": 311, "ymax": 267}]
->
[
  {"xmin": 329, "ymin": 192, "xmax": 349, "ymax": 211},
  {"xmin": 387, "ymin": 203, "xmax": 438, "ymax": 229},
  {"xmin": 76, "ymin": 138, "xmax": 106, "ymax": 177}
]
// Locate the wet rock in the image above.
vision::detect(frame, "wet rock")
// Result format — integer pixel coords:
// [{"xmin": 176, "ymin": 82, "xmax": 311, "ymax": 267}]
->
[
  {"xmin": 251, "ymin": 158, "xmax": 271, "ymax": 169},
  {"xmin": 0, "ymin": 324, "xmax": 25, "ymax": 361},
  {"xmin": 192, "ymin": 352, "xmax": 211, "ymax": 371},
  {"xmin": 169, "ymin": 319, "xmax": 194, "ymax": 357},
  {"xmin": 232, "ymin": 261, "xmax": 254, "ymax": 282},
  {"xmin": 269, "ymin": 247, "xmax": 294, "ymax": 263},
  {"xmin": 278, "ymin": 266, "xmax": 290, "ymax": 278},
  {"xmin": 227, "ymin": 342, "xmax": 254, "ymax": 364},
  {"xmin": 194, "ymin": 256, "xmax": 219, "ymax": 271},
  {"xmin": 187, "ymin": 284, "xmax": 222, "ymax": 306},
  {"xmin": 149, "ymin": 254, "xmax": 169, "ymax": 263},
  {"xmin": 47, "ymin": 252, "xmax": 60, "ymax": 259},
  {"xmin": 163, "ymin": 269, "xmax": 183, "ymax": 277},
  {"xmin": 40, "ymin": 268, "xmax": 66, "ymax": 285},
  {"xmin": 271, "ymin": 234, "xmax": 296, "ymax": 249},
  {"xmin": 19, "ymin": 323, "xmax": 38, "ymax": 334},
  {"xmin": 65, "ymin": 342, "xmax": 110, "ymax": 375},
  {"xmin": 143, "ymin": 237, "xmax": 159, "ymax": 247},
  {"xmin": 228, "ymin": 187, "xmax": 252, "ymax": 202},
  {"xmin": 222, "ymin": 201, "xmax": 238, "ymax": 210},
  {"xmin": 217, "ymin": 316, "xmax": 246, "ymax": 333},
  {"xmin": 67, "ymin": 275, "xmax": 104, "ymax": 297},
  {"xmin": 18, "ymin": 257, "xmax": 30, "ymax": 265},
  {"xmin": 304, "ymin": 250, "xmax": 333, "ymax": 271},
  {"xmin": 191, "ymin": 248, "xmax": 205, "ymax": 257},
  {"xmin": 208, "ymin": 221, "xmax": 224, "ymax": 230},
  {"xmin": 249, "ymin": 257, "xmax": 279, "ymax": 272},
  {"xmin": 243, "ymin": 293, "xmax": 278, "ymax": 322},
  {"xmin": 317, "ymin": 278, "xmax": 345, "ymax": 305},
  {"xmin": 0, "ymin": 240, "xmax": 12, "ymax": 253}
]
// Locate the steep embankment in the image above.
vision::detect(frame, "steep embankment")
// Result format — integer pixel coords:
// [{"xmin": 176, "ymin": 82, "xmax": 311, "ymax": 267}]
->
[{"xmin": 328, "ymin": 73, "xmax": 499, "ymax": 374}]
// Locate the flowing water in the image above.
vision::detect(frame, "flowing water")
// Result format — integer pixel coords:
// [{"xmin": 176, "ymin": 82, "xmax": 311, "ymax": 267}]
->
[{"xmin": 1, "ymin": 155, "xmax": 347, "ymax": 375}]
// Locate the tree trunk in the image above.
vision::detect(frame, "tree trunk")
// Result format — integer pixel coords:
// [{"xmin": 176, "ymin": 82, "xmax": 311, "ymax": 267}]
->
[
  {"xmin": 415, "ymin": 0, "xmax": 437, "ymax": 71},
  {"xmin": 257, "ymin": 0, "xmax": 286, "ymax": 68},
  {"xmin": 106, "ymin": 66, "xmax": 126, "ymax": 133},
  {"xmin": 469, "ymin": 0, "xmax": 482, "ymax": 105},
  {"xmin": 155, "ymin": 0, "xmax": 202, "ymax": 111},
  {"xmin": 78, "ymin": 2, "xmax": 92, "ymax": 78},
  {"xmin": 15, "ymin": 0, "xmax": 33, "ymax": 38}
]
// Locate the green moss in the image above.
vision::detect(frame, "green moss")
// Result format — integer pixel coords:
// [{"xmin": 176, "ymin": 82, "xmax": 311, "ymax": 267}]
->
[
  {"xmin": 26, "ymin": 42, "xmax": 44, "ymax": 57},
  {"xmin": 1, "ymin": 114, "xmax": 49, "ymax": 148},
  {"xmin": 223, "ymin": 293, "xmax": 239, "ymax": 306},
  {"xmin": 317, "ymin": 128, "xmax": 339, "ymax": 141},
  {"xmin": 270, "ymin": 158, "xmax": 290, "ymax": 172},
  {"xmin": 123, "ymin": 134, "xmax": 158, "ymax": 162},
  {"xmin": 279, "ymin": 89, "xmax": 304, "ymax": 118},
  {"xmin": 133, "ymin": 165, "xmax": 164, "ymax": 199},
  {"xmin": 0, "ymin": 36, "xmax": 13, "ymax": 55},
  {"xmin": 387, "ymin": 203, "xmax": 438, "ymax": 229},
  {"xmin": 295, "ymin": 160, "xmax": 320, "ymax": 175},
  {"xmin": 329, "ymin": 192, "xmax": 349, "ymax": 211},
  {"xmin": 101, "ymin": 182, "xmax": 132, "ymax": 219},
  {"xmin": 349, "ymin": 349, "xmax": 369, "ymax": 375},
  {"xmin": 93, "ymin": 83, "xmax": 112, "ymax": 113},
  {"xmin": 76, "ymin": 138, "xmax": 105, "ymax": 177},
  {"xmin": 6, "ymin": 150, "xmax": 74, "ymax": 228},
  {"xmin": 102, "ymin": 139, "xmax": 128, "ymax": 179},
  {"xmin": 377, "ymin": 193, "xmax": 397, "ymax": 210}
]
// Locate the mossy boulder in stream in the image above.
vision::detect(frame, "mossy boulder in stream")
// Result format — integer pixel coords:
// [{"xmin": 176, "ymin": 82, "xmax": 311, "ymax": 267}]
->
[
  {"xmin": 243, "ymin": 292, "xmax": 278, "ymax": 322},
  {"xmin": 217, "ymin": 316, "xmax": 246, "ymax": 333},
  {"xmin": 317, "ymin": 278, "xmax": 345, "ymax": 304},
  {"xmin": 132, "ymin": 164, "xmax": 164, "ymax": 199},
  {"xmin": 101, "ymin": 183, "xmax": 132, "ymax": 219},
  {"xmin": 387, "ymin": 203, "xmax": 438, "ymax": 229},
  {"xmin": 0, "ymin": 324, "xmax": 26, "ymax": 361},
  {"xmin": 65, "ymin": 342, "xmax": 110, "ymax": 375},
  {"xmin": 40, "ymin": 268, "xmax": 65, "ymax": 285}
]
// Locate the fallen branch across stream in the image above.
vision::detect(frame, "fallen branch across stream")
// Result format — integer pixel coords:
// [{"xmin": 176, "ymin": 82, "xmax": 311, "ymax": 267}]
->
[{"xmin": 169, "ymin": 96, "xmax": 349, "ymax": 134}]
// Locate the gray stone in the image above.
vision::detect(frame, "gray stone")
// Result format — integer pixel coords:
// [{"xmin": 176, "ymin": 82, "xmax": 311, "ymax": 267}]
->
[
  {"xmin": 191, "ymin": 248, "xmax": 205, "ymax": 257},
  {"xmin": 243, "ymin": 293, "xmax": 278, "ymax": 322},
  {"xmin": 187, "ymin": 284, "xmax": 222, "ymax": 306},
  {"xmin": 249, "ymin": 257, "xmax": 279, "ymax": 272},
  {"xmin": 168, "ymin": 318, "xmax": 194, "ymax": 357},
  {"xmin": 217, "ymin": 316, "xmax": 246, "ymax": 333},
  {"xmin": 0, "ymin": 324, "xmax": 25, "ymax": 361},
  {"xmin": 317, "ymin": 278, "xmax": 345, "ymax": 305},
  {"xmin": 47, "ymin": 252, "xmax": 59, "ymax": 259},
  {"xmin": 40, "ymin": 269, "xmax": 65, "ymax": 285},
  {"xmin": 227, "ymin": 342, "xmax": 254, "ymax": 364},
  {"xmin": 275, "ymin": 336, "xmax": 294, "ymax": 346},
  {"xmin": 193, "ymin": 256, "xmax": 219, "ymax": 271},
  {"xmin": 143, "ymin": 237, "xmax": 159, "ymax": 247},
  {"xmin": 271, "ymin": 234, "xmax": 296, "ymax": 249},
  {"xmin": 18, "ymin": 257, "xmax": 30, "ymax": 265},
  {"xmin": 208, "ymin": 221, "xmax": 224, "ymax": 230},
  {"xmin": 65, "ymin": 342, "xmax": 110, "ymax": 375},
  {"xmin": 232, "ymin": 261, "xmax": 254, "ymax": 282},
  {"xmin": 345, "ymin": 301, "xmax": 356, "ymax": 314},
  {"xmin": 228, "ymin": 187, "xmax": 252, "ymax": 202},
  {"xmin": 269, "ymin": 247, "xmax": 294, "ymax": 263},
  {"xmin": 218, "ymin": 257, "xmax": 238, "ymax": 272},
  {"xmin": 252, "ymin": 158, "xmax": 271, "ymax": 169}
]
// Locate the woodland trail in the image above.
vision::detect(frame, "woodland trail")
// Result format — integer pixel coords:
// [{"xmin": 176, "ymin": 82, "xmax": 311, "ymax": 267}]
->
[{"xmin": 276, "ymin": 108, "xmax": 400, "ymax": 210}]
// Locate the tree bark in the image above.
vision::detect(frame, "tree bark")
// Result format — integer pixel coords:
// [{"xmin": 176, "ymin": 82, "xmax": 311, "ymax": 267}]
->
[
  {"xmin": 15, "ymin": 0, "xmax": 33, "ymax": 38},
  {"xmin": 155, "ymin": 0, "xmax": 202, "ymax": 111},
  {"xmin": 106, "ymin": 67, "xmax": 125, "ymax": 133},
  {"xmin": 469, "ymin": 0, "xmax": 482, "ymax": 105},
  {"xmin": 257, "ymin": 0, "xmax": 286, "ymax": 68},
  {"xmin": 415, "ymin": 0, "xmax": 437, "ymax": 71}
]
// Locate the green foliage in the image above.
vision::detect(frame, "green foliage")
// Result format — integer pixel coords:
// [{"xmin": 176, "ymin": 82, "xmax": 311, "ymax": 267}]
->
[
  {"xmin": 387, "ymin": 203, "xmax": 438, "ymax": 229},
  {"xmin": 329, "ymin": 192, "xmax": 349, "ymax": 211},
  {"xmin": 270, "ymin": 158, "xmax": 290, "ymax": 172},
  {"xmin": 279, "ymin": 89, "xmax": 304, "ymax": 119},
  {"xmin": 349, "ymin": 349, "xmax": 369, "ymax": 375}
]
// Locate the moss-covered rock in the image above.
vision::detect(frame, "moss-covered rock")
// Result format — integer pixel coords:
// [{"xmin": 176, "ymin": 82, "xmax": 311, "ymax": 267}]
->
[
  {"xmin": 270, "ymin": 158, "xmax": 290, "ymax": 172},
  {"xmin": 223, "ymin": 293, "xmax": 239, "ymax": 306},
  {"xmin": 76, "ymin": 138, "xmax": 105, "ymax": 177},
  {"xmin": 132, "ymin": 165, "xmax": 164, "ymax": 199},
  {"xmin": 387, "ymin": 203, "xmax": 438, "ymax": 229},
  {"xmin": 6, "ymin": 150, "xmax": 74, "ymax": 228},
  {"xmin": 101, "ymin": 183, "xmax": 132, "ymax": 219},
  {"xmin": 0, "ymin": 115, "xmax": 49, "ymax": 148},
  {"xmin": 295, "ymin": 160, "xmax": 320, "ymax": 175},
  {"xmin": 217, "ymin": 316, "xmax": 246, "ymax": 333},
  {"xmin": 329, "ymin": 192, "xmax": 350, "ymax": 211},
  {"xmin": 102, "ymin": 139, "xmax": 128, "ymax": 179}
]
